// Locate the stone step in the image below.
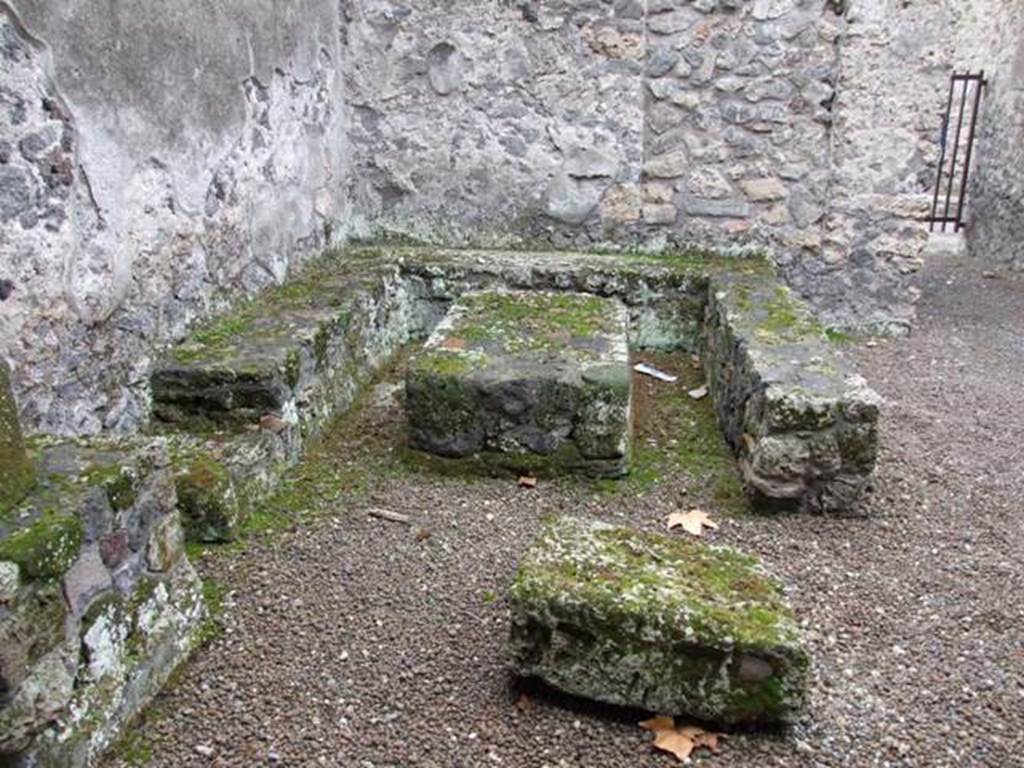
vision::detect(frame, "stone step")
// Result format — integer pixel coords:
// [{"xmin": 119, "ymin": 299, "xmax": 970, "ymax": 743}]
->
[{"xmin": 509, "ymin": 516, "xmax": 810, "ymax": 725}]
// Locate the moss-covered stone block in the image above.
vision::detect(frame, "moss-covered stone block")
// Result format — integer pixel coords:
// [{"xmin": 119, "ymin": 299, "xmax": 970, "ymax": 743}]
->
[
  {"xmin": 0, "ymin": 512, "xmax": 83, "ymax": 583},
  {"xmin": 406, "ymin": 291, "xmax": 632, "ymax": 478},
  {"xmin": 0, "ymin": 360, "xmax": 35, "ymax": 515},
  {"xmin": 703, "ymin": 273, "xmax": 881, "ymax": 514},
  {"xmin": 174, "ymin": 455, "xmax": 242, "ymax": 543},
  {"xmin": 509, "ymin": 517, "xmax": 809, "ymax": 725}
]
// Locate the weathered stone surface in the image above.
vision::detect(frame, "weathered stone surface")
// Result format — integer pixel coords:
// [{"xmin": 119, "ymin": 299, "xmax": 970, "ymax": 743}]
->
[
  {"xmin": 966, "ymin": 6, "xmax": 1024, "ymax": 268},
  {"xmin": 0, "ymin": 360, "xmax": 34, "ymax": 514},
  {"xmin": 406, "ymin": 291, "xmax": 632, "ymax": 477},
  {"xmin": 510, "ymin": 517, "xmax": 809, "ymax": 725},
  {"xmin": 0, "ymin": 439, "xmax": 205, "ymax": 765},
  {"xmin": 703, "ymin": 272, "xmax": 881, "ymax": 514}
]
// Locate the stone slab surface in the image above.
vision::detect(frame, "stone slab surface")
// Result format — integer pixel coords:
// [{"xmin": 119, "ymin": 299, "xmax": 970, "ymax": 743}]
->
[
  {"xmin": 509, "ymin": 517, "xmax": 809, "ymax": 725},
  {"xmin": 406, "ymin": 290, "xmax": 632, "ymax": 477}
]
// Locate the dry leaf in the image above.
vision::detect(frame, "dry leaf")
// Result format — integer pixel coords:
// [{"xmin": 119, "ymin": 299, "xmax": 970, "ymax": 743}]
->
[
  {"xmin": 653, "ymin": 729, "xmax": 695, "ymax": 761},
  {"xmin": 666, "ymin": 509, "xmax": 718, "ymax": 537},
  {"xmin": 515, "ymin": 693, "xmax": 534, "ymax": 713},
  {"xmin": 687, "ymin": 385, "xmax": 708, "ymax": 400},
  {"xmin": 641, "ymin": 718, "xmax": 726, "ymax": 763},
  {"xmin": 518, "ymin": 475, "xmax": 538, "ymax": 489},
  {"xmin": 639, "ymin": 716, "xmax": 675, "ymax": 733},
  {"xmin": 693, "ymin": 731, "xmax": 725, "ymax": 753}
]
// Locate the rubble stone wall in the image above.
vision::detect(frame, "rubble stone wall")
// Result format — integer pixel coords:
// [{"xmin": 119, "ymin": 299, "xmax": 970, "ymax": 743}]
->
[
  {"xmin": 0, "ymin": 1, "xmax": 348, "ymax": 436},
  {"xmin": 0, "ymin": 0, "xmax": 1017, "ymax": 437}
]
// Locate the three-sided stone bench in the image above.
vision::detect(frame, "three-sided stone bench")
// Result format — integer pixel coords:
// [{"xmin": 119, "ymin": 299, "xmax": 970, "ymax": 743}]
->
[
  {"xmin": 405, "ymin": 290, "xmax": 632, "ymax": 477},
  {"xmin": 148, "ymin": 246, "xmax": 881, "ymax": 541},
  {"xmin": 509, "ymin": 517, "xmax": 809, "ymax": 725}
]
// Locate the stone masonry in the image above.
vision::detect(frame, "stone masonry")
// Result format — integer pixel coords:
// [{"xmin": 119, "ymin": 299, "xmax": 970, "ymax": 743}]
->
[
  {"xmin": 1, "ymin": 0, "xmax": 1016, "ymax": 436},
  {"xmin": 405, "ymin": 290, "xmax": 632, "ymax": 477}
]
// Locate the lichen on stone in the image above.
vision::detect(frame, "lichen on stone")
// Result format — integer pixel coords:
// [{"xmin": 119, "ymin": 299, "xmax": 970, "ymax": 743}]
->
[{"xmin": 509, "ymin": 516, "xmax": 809, "ymax": 724}]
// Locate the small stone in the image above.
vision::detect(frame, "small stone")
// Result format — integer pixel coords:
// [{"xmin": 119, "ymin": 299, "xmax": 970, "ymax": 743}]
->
[
  {"xmin": 63, "ymin": 544, "xmax": 113, "ymax": 618},
  {"xmin": 427, "ymin": 42, "xmax": 461, "ymax": 96},
  {"xmin": 643, "ymin": 151, "xmax": 687, "ymax": 179},
  {"xmin": 147, "ymin": 513, "xmax": 185, "ymax": 572},
  {"xmin": 0, "ymin": 561, "xmax": 18, "ymax": 602},
  {"xmin": 194, "ymin": 744, "xmax": 215, "ymax": 757},
  {"xmin": 740, "ymin": 177, "xmax": 787, "ymax": 202},
  {"xmin": 642, "ymin": 203, "xmax": 677, "ymax": 224}
]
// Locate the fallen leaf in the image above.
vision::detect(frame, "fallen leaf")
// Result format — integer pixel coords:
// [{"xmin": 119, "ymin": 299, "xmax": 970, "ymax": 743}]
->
[
  {"xmin": 641, "ymin": 718, "xmax": 727, "ymax": 763},
  {"xmin": 693, "ymin": 731, "xmax": 725, "ymax": 753},
  {"xmin": 687, "ymin": 385, "xmax": 708, "ymax": 400},
  {"xmin": 639, "ymin": 715, "xmax": 675, "ymax": 733},
  {"xmin": 666, "ymin": 509, "xmax": 719, "ymax": 537},
  {"xmin": 515, "ymin": 693, "xmax": 534, "ymax": 713},
  {"xmin": 653, "ymin": 729, "xmax": 695, "ymax": 761},
  {"xmin": 518, "ymin": 475, "xmax": 538, "ymax": 489}
]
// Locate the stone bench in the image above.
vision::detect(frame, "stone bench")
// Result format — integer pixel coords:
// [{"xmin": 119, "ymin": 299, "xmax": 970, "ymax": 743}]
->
[
  {"xmin": 0, "ymin": 361, "xmax": 204, "ymax": 766},
  {"xmin": 150, "ymin": 246, "xmax": 880, "ymax": 539},
  {"xmin": 509, "ymin": 517, "xmax": 809, "ymax": 725},
  {"xmin": 703, "ymin": 273, "xmax": 881, "ymax": 514},
  {"xmin": 405, "ymin": 290, "xmax": 632, "ymax": 477}
]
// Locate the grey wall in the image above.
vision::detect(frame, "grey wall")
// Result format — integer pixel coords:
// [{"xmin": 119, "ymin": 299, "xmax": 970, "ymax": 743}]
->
[
  {"xmin": 964, "ymin": 4, "xmax": 1024, "ymax": 268},
  {"xmin": 0, "ymin": 0, "xmax": 347, "ymax": 435}
]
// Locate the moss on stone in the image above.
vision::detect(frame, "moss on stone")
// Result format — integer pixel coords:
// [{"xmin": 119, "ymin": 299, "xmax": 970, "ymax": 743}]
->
[
  {"xmin": 0, "ymin": 512, "xmax": 83, "ymax": 582},
  {"xmin": 0, "ymin": 360, "xmax": 35, "ymax": 515},
  {"xmin": 83, "ymin": 464, "xmax": 139, "ymax": 512},
  {"xmin": 174, "ymin": 454, "xmax": 239, "ymax": 543},
  {"xmin": 510, "ymin": 517, "xmax": 809, "ymax": 724}
]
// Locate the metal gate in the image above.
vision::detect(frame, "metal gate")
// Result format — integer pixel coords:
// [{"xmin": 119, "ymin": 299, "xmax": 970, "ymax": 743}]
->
[{"xmin": 929, "ymin": 71, "xmax": 986, "ymax": 233}]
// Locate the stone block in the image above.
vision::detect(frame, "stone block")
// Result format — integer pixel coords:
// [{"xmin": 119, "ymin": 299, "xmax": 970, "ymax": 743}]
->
[
  {"xmin": 0, "ymin": 360, "xmax": 35, "ymax": 515},
  {"xmin": 703, "ymin": 273, "xmax": 881, "ymax": 514},
  {"xmin": 509, "ymin": 517, "xmax": 809, "ymax": 725},
  {"xmin": 406, "ymin": 291, "xmax": 632, "ymax": 477}
]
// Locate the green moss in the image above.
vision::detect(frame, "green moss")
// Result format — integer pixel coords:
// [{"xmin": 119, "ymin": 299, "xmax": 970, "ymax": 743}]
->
[
  {"xmin": 284, "ymin": 349, "xmax": 302, "ymax": 389},
  {"xmin": 84, "ymin": 464, "xmax": 139, "ymax": 511},
  {"xmin": 451, "ymin": 291, "xmax": 617, "ymax": 354},
  {"xmin": 108, "ymin": 729, "xmax": 154, "ymax": 767},
  {"xmin": 411, "ymin": 349, "xmax": 484, "ymax": 377},
  {"xmin": 596, "ymin": 354, "xmax": 747, "ymax": 514},
  {"xmin": 512, "ymin": 517, "xmax": 802, "ymax": 650},
  {"xmin": 0, "ymin": 511, "xmax": 83, "ymax": 582},
  {"xmin": 174, "ymin": 454, "xmax": 240, "ymax": 543},
  {"xmin": 0, "ymin": 360, "xmax": 36, "ymax": 514}
]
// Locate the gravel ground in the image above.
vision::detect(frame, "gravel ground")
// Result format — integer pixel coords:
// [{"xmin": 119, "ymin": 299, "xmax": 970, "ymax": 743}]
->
[{"xmin": 105, "ymin": 255, "xmax": 1024, "ymax": 768}]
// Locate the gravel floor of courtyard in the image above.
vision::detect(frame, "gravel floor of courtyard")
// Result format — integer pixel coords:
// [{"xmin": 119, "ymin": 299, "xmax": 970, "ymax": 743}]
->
[{"xmin": 104, "ymin": 255, "xmax": 1024, "ymax": 768}]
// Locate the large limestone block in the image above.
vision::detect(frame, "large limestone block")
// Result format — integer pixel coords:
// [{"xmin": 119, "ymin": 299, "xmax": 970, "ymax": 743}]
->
[
  {"xmin": 509, "ymin": 517, "xmax": 809, "ymax": 725},
  {"xmin": 406, "ymin": 291, "xmax": 632, "ymax": 477},
  {"xmin": 0, "ymin": 360, "xmax": 34, "ymax": 514}
]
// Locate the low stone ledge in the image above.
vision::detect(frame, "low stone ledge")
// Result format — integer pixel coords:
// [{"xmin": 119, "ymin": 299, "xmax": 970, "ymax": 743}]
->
[
  {"xmin": 0, "ymin": 439, "xmax": 204, "ymax": 766},
  {"xmin": 509, "ymin": 517, "xmax": 809, "ymax": 725},
  {"xmin": 406, "ymin": 290, "xmax": 632, "ymax": 477},
  {"xmin": 703, "ymin": 274, "xmax": 881, "ymax": 514}
]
